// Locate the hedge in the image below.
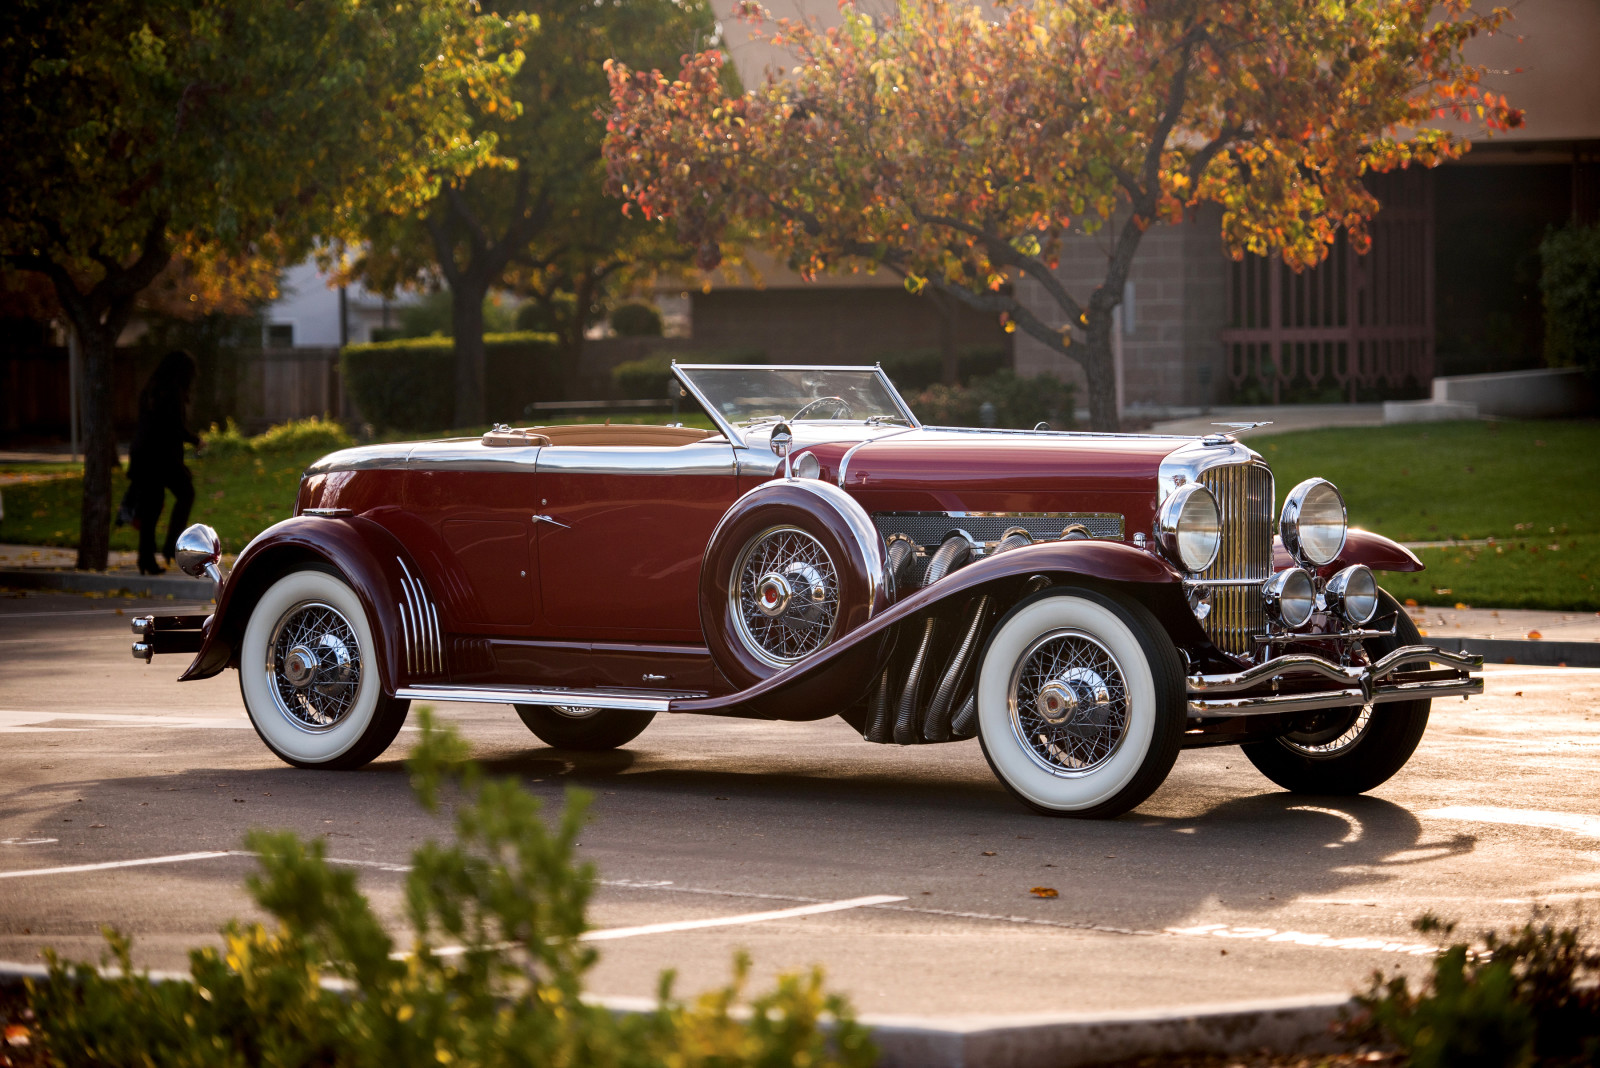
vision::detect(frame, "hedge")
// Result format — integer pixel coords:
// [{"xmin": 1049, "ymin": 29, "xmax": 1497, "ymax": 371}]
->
[
  {"xmin": 872, "ymin": 346, "xmax": 1009, "ymax": 391},
  {"xmin": 914, "ymin": 370, "xmax": 1076, "ymax": 429},
  {"xmin": 341, "ymin": 332, "xmax": 561, "ymax": 432},
  {"xmin": 611, "ymin": 348, "xmax": 766, "ymax": 400}
]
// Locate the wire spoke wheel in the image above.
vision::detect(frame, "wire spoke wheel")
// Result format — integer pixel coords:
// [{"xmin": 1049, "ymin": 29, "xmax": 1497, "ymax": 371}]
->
[
  {"xmin": 267, "ymin": 600, "xmax": 363, "ymax": 733},
  {"xmin": 731, "ymin": 525, "xmax": 839, "ymax": 667},
  {"xmin": 1280, "ymin": 705, "xmax": 1373, "ymax": 758},
  {"xmin": 1008, "ymin": 629, "xmax": 1130, "ymax": 777}
]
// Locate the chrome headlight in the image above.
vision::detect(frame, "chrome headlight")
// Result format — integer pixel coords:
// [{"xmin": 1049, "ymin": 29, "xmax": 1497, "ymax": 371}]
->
[
  {"xmin": 1280, "ymin": 478, "xmax": 1347, "ymax": 566},
  {"xmin": 1263, "ymin": 567, "xmax": 1316, "ymax": 629},
  {"xmin": 1325, "ymin": 564, "xmax": 1379, "ymax": 625},
  {"xmin": 792, "ymin": 451, "xmax": 822, "ymax": 480},
  {"xmin": 1156, "ymin": 483, "xmax": 1222, "ymax": 573}
]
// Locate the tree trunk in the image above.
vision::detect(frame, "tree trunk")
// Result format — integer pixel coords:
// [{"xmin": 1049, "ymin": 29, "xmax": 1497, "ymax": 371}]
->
[
  {"xmin": 1081, "ymin": 305, "xmax": 1120, "ymax": 433},
  {"xmin": 451, "ymin": 277, "xmax": 489, "ymax": 429},
  {"xmin": 934, "ymin": 289, "xmax": 959, "ymax": 385},
  {"xmin": 73, "ymin": 320, "xmax": 118, "ymax": 571}
]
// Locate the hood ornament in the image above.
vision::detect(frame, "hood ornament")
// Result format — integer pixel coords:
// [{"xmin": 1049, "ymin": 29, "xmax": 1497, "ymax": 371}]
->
[{"xmin": 1203, "ymin": 421, "xmax": 1273, "ymax": 445}]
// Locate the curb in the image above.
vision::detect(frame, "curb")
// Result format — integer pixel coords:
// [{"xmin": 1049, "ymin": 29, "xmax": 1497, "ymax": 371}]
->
[
  {"xmin": 1433, "ymin": 636, "xmax": 1600, "ymax": 669},
  {"xmin": 0, "ymin": 962, "xmax": 1355, "ymax": 1067},
  {"xmin": 0, "ymin": 567, "xmax": 211, "ymax": 599}
]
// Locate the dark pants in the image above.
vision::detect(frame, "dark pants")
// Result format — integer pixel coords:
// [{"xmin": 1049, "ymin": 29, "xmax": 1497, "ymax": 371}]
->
[{"xmin": 133, "ymin": 465, "xmax": 194, "ymax": 570}]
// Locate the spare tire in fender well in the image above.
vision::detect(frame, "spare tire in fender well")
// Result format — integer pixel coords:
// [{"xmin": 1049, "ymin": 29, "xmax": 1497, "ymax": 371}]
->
[{"xmin": 699, "ymin": 479, "xmax": 891, "ymax": 691}]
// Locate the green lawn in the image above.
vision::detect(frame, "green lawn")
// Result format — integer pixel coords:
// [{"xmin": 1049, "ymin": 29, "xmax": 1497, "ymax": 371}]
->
[
  {"xmin": 1256, "ymin": 419, "xmax": 1599, "ymax": 611},
  {"xmin": 4, "ymin": 416, "xmax": 1594, "ymax": 610}
]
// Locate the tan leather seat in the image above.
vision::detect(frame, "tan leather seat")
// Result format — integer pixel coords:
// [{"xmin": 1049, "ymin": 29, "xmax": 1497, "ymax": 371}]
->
[{"xmin": 525, "ymin": 424, "xmax": 717, "ymax": 447}]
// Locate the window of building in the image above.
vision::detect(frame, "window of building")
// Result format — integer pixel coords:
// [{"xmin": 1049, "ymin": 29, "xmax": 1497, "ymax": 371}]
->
[{"xmin": 265, "ymin": 323, "xmax": 295, "ymax": 349}]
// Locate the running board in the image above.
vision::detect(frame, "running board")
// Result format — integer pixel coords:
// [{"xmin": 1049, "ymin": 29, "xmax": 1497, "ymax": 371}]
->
[{"xmin": 394, "ymin": 683, "xmax": 707, "ymax": 713}]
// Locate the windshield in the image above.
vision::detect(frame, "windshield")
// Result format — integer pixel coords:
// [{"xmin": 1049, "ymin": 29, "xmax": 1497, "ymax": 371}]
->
[{"xmin": 674, "ymin": 365, "xmax": 913, "ymax": 434}]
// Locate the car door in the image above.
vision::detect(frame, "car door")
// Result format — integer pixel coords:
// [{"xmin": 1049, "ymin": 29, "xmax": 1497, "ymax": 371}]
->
[{"xmin": 533, "ymin": 439, "xmax": 739, "ymax": 641}]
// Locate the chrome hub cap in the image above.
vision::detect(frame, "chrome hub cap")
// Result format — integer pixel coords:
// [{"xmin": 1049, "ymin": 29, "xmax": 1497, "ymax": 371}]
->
[
  {"xmin": 733, "ymin": 527, "xmax": 839, "ymax": 668},
  {"xmin": 755, "ymin": 572, "xmax": 794, "ymax": 617},
  {"xmin": 1009, "ymin": 630, "xmax": 1128, "ymax": 777},
  {"xmin": 267, "ymin": 601, "xmax": 362, "ymax": 733}
]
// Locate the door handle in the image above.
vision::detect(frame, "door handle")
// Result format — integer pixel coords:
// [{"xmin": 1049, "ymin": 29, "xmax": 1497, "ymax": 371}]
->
[{"xmin": 531, "ymin": 514, "xmax": 570, "ymax": 529}]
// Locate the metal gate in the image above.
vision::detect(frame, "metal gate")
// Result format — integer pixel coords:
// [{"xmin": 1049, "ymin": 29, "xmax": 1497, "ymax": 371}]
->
[{"xmin": 1219, "ymin": 169, "xmax": 1434, "ymax": 403}]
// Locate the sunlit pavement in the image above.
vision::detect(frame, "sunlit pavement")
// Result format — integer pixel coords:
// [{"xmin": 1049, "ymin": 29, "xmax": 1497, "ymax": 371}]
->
[{"xmin": 2, "ymin": 589, "xmax": 1597, "ymax": 1015}]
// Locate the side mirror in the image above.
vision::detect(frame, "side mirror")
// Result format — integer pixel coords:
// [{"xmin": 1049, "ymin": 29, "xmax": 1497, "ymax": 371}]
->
[
  {"xmin": 175, "ymin": 523, "xmax": 224, "ymax": 589},
  {"xmin": 769, "ymin": 422, "xmax": 794, "ymax": 479}
]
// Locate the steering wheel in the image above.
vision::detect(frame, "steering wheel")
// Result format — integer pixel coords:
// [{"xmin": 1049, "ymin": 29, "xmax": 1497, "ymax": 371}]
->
[{"xmin": 791, "ymin": 395, "xmax": 854, "ymax": 421}]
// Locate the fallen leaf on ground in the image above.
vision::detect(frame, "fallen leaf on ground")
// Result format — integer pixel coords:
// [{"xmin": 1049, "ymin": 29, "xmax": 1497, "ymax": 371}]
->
[
  {"xmin": 980, "ymin": 851, "xmax": 996, "ymax": 856},
  {"xmin": 1029, "ymin": 887, "xmax": 1058, "ymax": 898},
  {"xmin": 1528, "ymin": 631, "xmax": 1542, "ymax": 640}
]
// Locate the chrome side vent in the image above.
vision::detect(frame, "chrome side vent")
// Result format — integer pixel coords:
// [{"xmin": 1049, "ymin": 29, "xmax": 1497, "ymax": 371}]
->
[
  {"xmin": 1196, "ymin": 462, "xmax": 1274, "ymax": 655},
  {"xmin": 396, "ymin": 556, "xmax": 443, "ymax": 677}
]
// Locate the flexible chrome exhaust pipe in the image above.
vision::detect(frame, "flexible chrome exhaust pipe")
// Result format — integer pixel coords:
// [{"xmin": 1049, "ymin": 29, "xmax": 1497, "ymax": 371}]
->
[
  {"xmin": 923, "ymin": 593, "xmax": 989, "ymax": 742},
  {"xmin": 864, "ymin": 667, "xmax": 894, "ymax": 743},
  {"xmin": 893, "ymin": 533, "xmax": 975, "ymax": 745}
]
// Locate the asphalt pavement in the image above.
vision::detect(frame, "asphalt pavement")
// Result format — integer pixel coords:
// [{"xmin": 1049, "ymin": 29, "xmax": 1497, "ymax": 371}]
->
[{"xmin": 2, "ymin": 588, "xmax": 1598, "ymax": 1021}]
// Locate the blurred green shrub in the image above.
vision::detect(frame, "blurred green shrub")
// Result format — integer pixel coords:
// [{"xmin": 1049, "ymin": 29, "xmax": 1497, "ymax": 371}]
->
[
  {"xmin": 610, "ymin": 302, "xmax": 664, "ymax": 338},
  {"xmin": 1541, "ymin": 221, "xmax": 1600, "ymax": 383},
  {"xmin": 611, "ymin": 348, "xmax": 765, "ymax": 400},
  {"xmin": 342, "ymin": 332, "xmax": 562, "ymax": 431},
  {"xmin": 201, "ymin": 416, "xmax": 352, "ymax": 458},
  {"xmin": 913, "ymin": 370, "xmax": 1075, "ymax": 430},
  {"xmin": 29, "ymin": 710, "xmax": 876, "ymax": 1068},
  {"xmin": 1355, "ymin": 914, "xmax": 1600, "ymax": 1068},
  {"xmin": 873, "ymin": 347, "xmax": 1008, "ymax": 392}
]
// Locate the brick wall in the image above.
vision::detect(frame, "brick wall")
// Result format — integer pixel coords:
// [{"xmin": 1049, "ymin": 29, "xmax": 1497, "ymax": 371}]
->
[
  {"xmin": 1014, "ymin": 206, "xmax": 1228, "ymax": 411},
  {"xmin": 690, "ymin": 286, "xmax": 1011, "ymax": 365}
]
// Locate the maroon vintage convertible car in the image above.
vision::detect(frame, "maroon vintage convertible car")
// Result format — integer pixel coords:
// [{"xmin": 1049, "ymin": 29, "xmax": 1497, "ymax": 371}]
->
[{"xmin": 133, "ymin": 364, "xmax": 1481, "ymax": 817}]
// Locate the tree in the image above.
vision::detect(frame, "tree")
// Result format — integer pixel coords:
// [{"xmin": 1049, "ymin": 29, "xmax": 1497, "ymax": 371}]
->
[
  {"xmin": 348, "ymin": 0, "xmax": 734, "ymax": 426},
  {"xmin": 602, "ymin": 0, "xmax": 1522, "ymax": 430},
  {"xmin": 0, "ymin": 0, "xmax": 525, "ymax": 568}
]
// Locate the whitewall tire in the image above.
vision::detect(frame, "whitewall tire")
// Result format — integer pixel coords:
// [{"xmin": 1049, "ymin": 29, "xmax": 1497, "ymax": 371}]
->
[
  {"xmin": 975, "ymin": 587, "xmax": 1185, "ymax": 818},
  {"xmin": 239, "ymin": 567, "xmax": 409, "ymax": 769}
]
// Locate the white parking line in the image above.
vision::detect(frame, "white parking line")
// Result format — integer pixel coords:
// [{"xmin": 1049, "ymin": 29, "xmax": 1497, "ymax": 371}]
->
[
  {"xmin": 0, "ymin": 850, "xmax": 242, "ymax": 879},
  {"xmin": 1423, "ymin": 805, "xmax": 1600, "ymax": 838},
  {"xmin": 580, "ymin": 895, "xmax": 906, "ymax": 941}
]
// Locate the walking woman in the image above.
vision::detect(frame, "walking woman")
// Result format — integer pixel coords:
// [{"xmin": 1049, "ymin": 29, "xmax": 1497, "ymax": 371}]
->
[{"xmin": 127, "ymin": 350, "xmax": 200, "ymax": 574}]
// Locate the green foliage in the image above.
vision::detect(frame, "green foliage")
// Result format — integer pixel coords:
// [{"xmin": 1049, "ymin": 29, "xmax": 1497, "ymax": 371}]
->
[
  {"xmin": 200, "ymin": 417, "xmax": 351, "ymax": 460},
  {"xmin": 873, "ymin": 347, "xmax": 1009, "ymax": 392},
  {"xmin": 611, "ymin": 349, "xmax": 765, "ymax": 400},
  {"xmin": 913, "ymin": 371, "xmax": 1075, "ymax": 430},
  {"xmin": 610, "ymin": 302, "xmax": 664, "ymax": 337},
  {"xmin": 1356, "ymin": 917, "xmax": 1600, "ymax": 1068},
  {"xmin": 27, "ymin": 711, "xmax": 876, "ymax": 1068},
  {"xmin": 1540, "ymin": 222, "xmax": 1600, "ymax": 379},
  {"xmin": 343, "ymin": 333, "xmax": 563, "ymax": 431}
]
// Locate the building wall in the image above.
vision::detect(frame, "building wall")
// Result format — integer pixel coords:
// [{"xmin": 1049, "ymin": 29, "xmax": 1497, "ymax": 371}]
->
[
  {"xmin": 1013, "ymin": 207, "xmax": 1227, "ymax": 411},
  {"xmin": 262, "ymin": 260, "xmax": 417, "ymax": 349},
  {"xmin": 690, "ymin": 286, "xmax": 1010, "ymax": 366}
]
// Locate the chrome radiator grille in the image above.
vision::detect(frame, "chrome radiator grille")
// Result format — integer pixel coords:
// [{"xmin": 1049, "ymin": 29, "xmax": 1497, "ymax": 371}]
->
[{"xmin": 1196, "ymin": 462, "xmax": 1274, "ymax": 655}]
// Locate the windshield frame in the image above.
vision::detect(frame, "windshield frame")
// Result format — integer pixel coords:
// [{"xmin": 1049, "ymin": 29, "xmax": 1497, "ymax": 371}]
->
[{"xmin": 671, "ymin": 363, "xmax": 921, "ymax": 448}]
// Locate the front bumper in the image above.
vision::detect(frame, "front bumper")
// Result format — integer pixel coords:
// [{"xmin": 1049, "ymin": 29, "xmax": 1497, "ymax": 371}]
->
[{"xmin": 1185, "ymin": 645, "xmax": 1483, "ymax": 718}]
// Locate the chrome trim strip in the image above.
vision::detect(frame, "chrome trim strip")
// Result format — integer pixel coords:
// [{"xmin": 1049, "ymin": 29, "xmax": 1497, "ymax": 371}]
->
[
  {"xmin": 922, "ymin": 425, "xmax": 1196, "ymax": 440},
  {"xmin": 395, "ymin": 684, "xmax": 707, "ymax": 712},
  {"xmin": 533, "ymin": 439, "xmax": 736, "ymax": 476},
  {"xmin": 672, "ymin": 362, "xmax": 745, "ymax": 447},
  {"xmin": 395, "ymin": 557, "xmax": 442, "ymax": 677},
  {"xmin": 302, "ymin": 507, "xmax": 354, "ymax": 518},
  {"xmin": 836, "ymin": 426, "xmax": 916, "ymax": 487}
]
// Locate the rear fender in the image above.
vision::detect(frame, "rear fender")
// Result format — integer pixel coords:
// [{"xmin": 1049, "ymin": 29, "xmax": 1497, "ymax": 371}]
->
[
  {"xmin": 179, "ymin": 516, "xmax": 435, "ymax": 695},
  {"xmin": 672, "ymin": 538, "xmax": 1188, "ymax": 719},
  {"xmin": 1272, "ymin": 529, "xmax": 1424, "ymax": 576}
]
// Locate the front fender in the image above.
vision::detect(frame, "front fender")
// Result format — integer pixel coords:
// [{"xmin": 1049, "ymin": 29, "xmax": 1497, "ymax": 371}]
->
[
  {"xmin": 672, "ymin": 538, "xmax": 1186, "ymax": 719},
  {"xmin": 1272, "ymin": 529, "xmax": 1425, "ymax": 576},
  {"xmin": 179, "ymin": 516, "xmax": 429, "ymax": 695}
]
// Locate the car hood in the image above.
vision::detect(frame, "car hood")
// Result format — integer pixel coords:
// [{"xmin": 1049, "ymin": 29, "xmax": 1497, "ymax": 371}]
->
[{"xmin": 812, "ymin": 428, "xmax": 1193, "ymax": 533}]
